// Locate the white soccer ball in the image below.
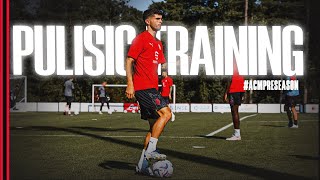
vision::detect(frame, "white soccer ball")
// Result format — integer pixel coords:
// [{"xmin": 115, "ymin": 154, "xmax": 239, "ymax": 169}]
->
[
  {"xmin": 124, "ymin": 110, "xmax": 127, "ymax": 113},
  {"xmin": 152, "ymin": 160, "xmax": 173, "ymax": 178},
  {"xmin": 132, "ymin": 110, "xmax": 136, "ymax": 113},
  {"xmin": 74, "ymin": 111, "xmax": 79, "ymax": 115},
  {"xmin": 221, "ymin": 111, "xmax": 224, "ymax": 114}
]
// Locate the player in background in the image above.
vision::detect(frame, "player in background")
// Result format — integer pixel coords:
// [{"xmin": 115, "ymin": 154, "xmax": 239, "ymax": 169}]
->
[
  {"xmin": 98, "ymin": 81, "xmax": 112, "ymax": 115},
  {"xmin": 161, "ymin": 71, "xmax": 175, "ymax": 121},
  {"xmin": 284, "ymin": 76, "xmax": 299, "ymax": 128},
  {"xmin": 224, "ymin": 60, "xmax": 245, "ymax": 141},
  {"xmin": 125, "ymin": 8, "xmax": 172, "ymax": 175},
  {"xmin": 10, "ymin": 85, "xmax": 19, "ymax": 110},
  {"xmin": 64, "ymin": 77, "xmax": 74, "ymax": 115}
]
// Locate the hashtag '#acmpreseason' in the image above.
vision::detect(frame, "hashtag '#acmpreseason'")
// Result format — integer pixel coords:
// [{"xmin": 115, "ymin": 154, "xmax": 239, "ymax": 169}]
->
[{"xmin": 243, "ymin": 80, "xmax": 248, "ymax": 90}]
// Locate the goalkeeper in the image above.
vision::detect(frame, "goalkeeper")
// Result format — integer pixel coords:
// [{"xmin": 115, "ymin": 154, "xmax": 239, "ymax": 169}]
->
[{"xmin": 98, "ymin": 81, "xmax": 112, "ymax": 114}]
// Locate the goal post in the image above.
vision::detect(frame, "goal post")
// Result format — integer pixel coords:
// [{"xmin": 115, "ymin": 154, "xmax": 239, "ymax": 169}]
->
[
  {"xmin": 10, "ymin": 75, "xmax": 27, "ymax": 103},
  {"xmin": 91, "ymin": 84, "xmax": 176, "ymax": 112}
]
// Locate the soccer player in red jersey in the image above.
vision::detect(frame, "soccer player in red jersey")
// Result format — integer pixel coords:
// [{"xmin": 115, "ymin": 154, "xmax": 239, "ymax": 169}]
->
[
  {"xmin": 125, "ymin": 8, "xmax": 172, "ymax": 175},
  {"xmin": 161, "ymin": 71, "xmax": 173, "ymax": 104},
  {"xmin": 224, "ymin": 59, "xmax": 245, "ymax": 141},
  {"xmin": 161, "ymin": 71, "xmax": 175, "ymax": 121}
]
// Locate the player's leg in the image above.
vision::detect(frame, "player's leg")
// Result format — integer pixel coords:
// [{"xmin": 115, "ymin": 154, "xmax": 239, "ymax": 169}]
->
[
  {"xmin": 290, "ymin": 96, "xmax": 298, "ymax": 128},
  {"xmin": 149, "ymin": 107, "xmax": 171, "ymax": 138},
  {"xmin": 164, "ymin": 96, "xmax": 175, "ymax": 122},
  {"xmin": 64, "ymin": 96, "xmax": 69, "ymax": 115},
  {"xmin": 66, "ymin": 96, "xmax": 72, "ymax": 115},
  {"xmin": 285, "ymin": 95, "xmax": 293, "ymax": 127},
  {"xmin": 286, "ymin": 107, "xmax": 293, "ymax": 127},
  {"xmin": 106, "ymin": 100, "xmax": 110, "ymax": 109},
  {"xmin": 137, "ymin": 121, "xmax": 154, "ymax": 173},
  {"xmin": 226, "ymin": 93, "xmax": 241, "ymax": 140},
  {"xmin": 144, "ymin": 107, "xmax": 171, "ymax": 160},
  {"xmin": 99, "ymin": 99, "xmax": 104, "ymax": 114},
  {"xmin": 135, "ymin": 89, "xmax": 171, "ymax": 160},
  {"xmin": 291, "ymin": 106, "xmax": 298, "ymax": 128},
  {"xmin": 171, "ymin": 110, "xmax": 175, "ymax": 122},
  {"xmin": 70, "ymin": 96, "xmax": 73, "ymax": 115},
  {"xmin": 232, "ymin": 105, "xmax": 241, "ymax": 136},
  {"xmin": 162, "ymin": 96, "xmax": 175, "ymax": 122},
  {"xmin": 106, "ymin": 99, "xmax": 112, "ymax": 114}
]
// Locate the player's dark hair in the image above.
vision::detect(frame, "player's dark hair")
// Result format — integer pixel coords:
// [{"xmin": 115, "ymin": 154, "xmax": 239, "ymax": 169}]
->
[{"xmin": 143, "ymin": 8, "xmax": 163, "ymax": 22}]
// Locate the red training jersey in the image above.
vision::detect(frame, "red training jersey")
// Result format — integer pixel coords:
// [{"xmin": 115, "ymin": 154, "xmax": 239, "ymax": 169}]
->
[
  {"xmin": 127, "ymin": 31, "xmax": 166, "ymax": 91},
  {"xmin": 229, "ymin": 61, "xmax": 245, "ymax": 93},
  {"xmin": 161, "ymin": 76, "xmax": 173, "ymax": 97}
]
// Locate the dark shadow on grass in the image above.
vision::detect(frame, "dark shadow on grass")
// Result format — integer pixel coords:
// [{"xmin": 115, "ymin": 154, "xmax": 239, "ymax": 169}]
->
[
  {"xmin": 99, "ymin": 160, "xmax": 135, "ymax": 170},
  {"xmin": 26, "ymin": 126, "xmax": 311, "ymax": 180},
  {"xmin": 197, "ymin": 135, "xmax": 227, "ymax": 140},
  {"xmin": 261, "ymin": 125, "xmax": 286, "ymax": 128},
  {"xmin": 10, "ymin": 126, "xmax": 63, "ymax": 131},
  {"xmin": 70, "ymin": 126, "xmax": 148, "ymax": 132},
  {"xmin": 10, "ymin": 126, "xmax": 148, "ymax": 133},
  {"xmin": 289, "ymin": 155, "xmax": 320, "ymax": 161}
]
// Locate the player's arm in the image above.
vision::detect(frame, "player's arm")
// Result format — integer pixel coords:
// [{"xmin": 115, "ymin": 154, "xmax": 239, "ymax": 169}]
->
[
  {"xmin": 169, "ymin": 78, "xmax": 173, "ymax": 100},
  {"xmin": 224, "ymin": 77, "xmax": 231, "ymax": 102},
  {"xmin": 169, "ymin": 86, "xmax": 173, "ymax": 100},
  {"xmin": 126, "ymin": 57, "xmax": 135, "ymax": 99}
]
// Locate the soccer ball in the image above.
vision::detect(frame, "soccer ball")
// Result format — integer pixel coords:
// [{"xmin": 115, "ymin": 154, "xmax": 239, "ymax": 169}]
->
[
  {"xmin": 124, "ymin": 110, "xmax": 127, "ymax": 113},
  {"xmin": 152, "ymin": 160, "xmax": 173, "ymax": 178},
  {"xmin": 132, "ymin": 110, "xmax": 136, "ymax": 113}
]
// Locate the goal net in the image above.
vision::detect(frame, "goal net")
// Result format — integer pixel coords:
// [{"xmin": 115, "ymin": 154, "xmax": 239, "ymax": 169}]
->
[
  {"xmin": 10, "ymin": 75, "xmax": 27, "ymax": 109},
  {"xmin": 91, "ymin": 84, "xmax": 176, "ymax": 113}
]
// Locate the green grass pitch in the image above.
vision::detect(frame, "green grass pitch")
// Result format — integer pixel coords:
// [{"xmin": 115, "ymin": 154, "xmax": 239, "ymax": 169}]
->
[{"xmin": 10, "ymin": 112, "xmax": 319, "ymax": 179}]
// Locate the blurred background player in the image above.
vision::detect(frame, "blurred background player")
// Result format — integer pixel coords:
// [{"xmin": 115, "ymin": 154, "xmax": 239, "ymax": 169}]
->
[
  {"xmin": 125, "ymin": 8, "xmax": 172, "ymax": 175},
  {"xmin": 10, "ymin": 85, "xmax": 19, "ymax": 110},
  {"xmin": 64, "ymin": 77, "xmax": 74, "ymax": 115},
  {"xmin": 224, "ymin": 60, "xmax": 245, "ymax": 141},
  {"xmin": 161, "ymin": 71, "xmax": 175, "ymax": 121},
  {"xmin": 284, "ymin": 76, "xmax": 299, "ymax": 128},
  {"xmin": 98, "ymin": 81, "xmax": 112, "ymax": 115}
]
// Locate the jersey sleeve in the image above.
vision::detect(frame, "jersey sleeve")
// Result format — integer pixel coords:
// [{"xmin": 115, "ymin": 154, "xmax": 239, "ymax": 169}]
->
[
  {"xmin": 127, "ymin": 35, "xmax": 144, "ymax": 60},
  {"xmin": 169, "ymin": 78, "xmax": 173, "ymax": 87},
  {"xmin": 159, "ymin": 43, "xmax": 166, "ymax": 64}
]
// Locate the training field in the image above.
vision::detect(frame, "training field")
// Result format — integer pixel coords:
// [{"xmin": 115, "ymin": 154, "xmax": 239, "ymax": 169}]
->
[{"xmin": 10, "ymin": 112, "xmax": 319, "ymax": 180}]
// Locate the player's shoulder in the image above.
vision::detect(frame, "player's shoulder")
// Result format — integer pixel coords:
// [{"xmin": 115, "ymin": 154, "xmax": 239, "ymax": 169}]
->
[
  {"xmin": 135, "ymin": 31, "xmax": 148, "ymax": 40},
  {"xmin": 131, "ymin": 31, "xmax": 147, "ymax": 46}
]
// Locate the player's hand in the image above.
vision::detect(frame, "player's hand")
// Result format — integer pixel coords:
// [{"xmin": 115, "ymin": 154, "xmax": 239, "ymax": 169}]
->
[
  {"xmin": 126, "ymin": 85, "xmax": 135, "ymax": 99},
  {"xmin": 223, "ymin": 93, "xmax": 228, "ymax": 103},
  {"xmin": 169, "ymin": 94, "xmax": 172, "ymax": 100}
]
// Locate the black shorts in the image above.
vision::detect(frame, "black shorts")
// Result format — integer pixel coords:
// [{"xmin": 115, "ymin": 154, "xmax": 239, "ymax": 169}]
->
[
  {"xmin": 99, "ymin": 97, "xmax": 107, "ymax": 103},
  {"xmin": 135, "ymin": 88, "xmax": 168, "ymax": 120},
  {"xmin": 285, "ymin": 95, "xmax": 299, "ymax": 108},
  {"xmin": 228, "ymin": 92, "xmax": 244, "ymax": 106},
  {"xmin": 65, "ymin": 96, "xmax": 73, "ymax": 103},
  {"xmin": 162, "ymin": 96, "xmax": 170, "ymax": 105}
]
